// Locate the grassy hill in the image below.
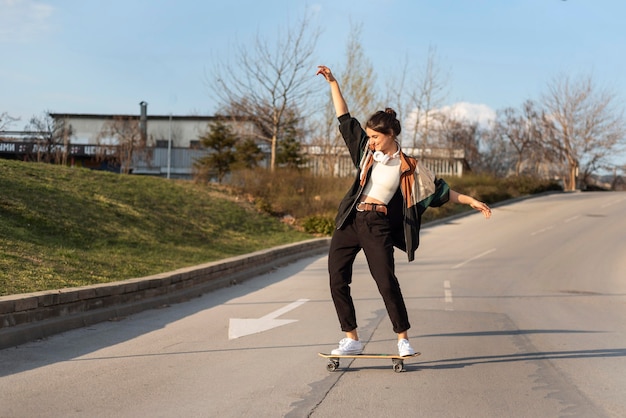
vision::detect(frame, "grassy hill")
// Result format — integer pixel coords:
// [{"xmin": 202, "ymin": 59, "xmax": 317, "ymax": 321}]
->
[{"xmin": 0, "ymin": 160, "xmax": 312, "ymax": 296}]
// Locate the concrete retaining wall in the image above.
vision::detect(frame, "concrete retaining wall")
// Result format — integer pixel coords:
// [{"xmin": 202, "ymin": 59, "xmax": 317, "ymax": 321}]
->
[{"xmin": 0, "ymin": 237, "xmax": 330, "ymax": 349}]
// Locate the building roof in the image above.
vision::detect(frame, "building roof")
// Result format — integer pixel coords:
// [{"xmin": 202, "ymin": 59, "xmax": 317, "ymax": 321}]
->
[{"xmin": 49, "ymin": 113, "xmax": 227, "ymax": 122}]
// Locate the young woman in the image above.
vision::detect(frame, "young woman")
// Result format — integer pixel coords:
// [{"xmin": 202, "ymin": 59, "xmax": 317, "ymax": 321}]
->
[{"xmin": 316, "ymin": 65, "xmax": 492, "ymax": 356}]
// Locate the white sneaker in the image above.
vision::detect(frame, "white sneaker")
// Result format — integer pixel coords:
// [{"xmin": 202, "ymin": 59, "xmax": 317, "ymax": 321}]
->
[
  {"xmin": 398, "ymin": 339, "xmax": 416, "ymax": 357},
  {"xmin": 331, "ymin": 338, "xmax": 363, "ymax": 355}
]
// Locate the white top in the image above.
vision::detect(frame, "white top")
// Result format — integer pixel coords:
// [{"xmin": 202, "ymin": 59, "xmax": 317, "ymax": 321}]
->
[{"xmin": 361, "ymin": 158, "xmax": 401, "ymax": 204}]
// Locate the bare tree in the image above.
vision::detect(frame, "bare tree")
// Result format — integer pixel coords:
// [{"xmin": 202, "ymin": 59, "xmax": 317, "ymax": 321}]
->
[
  {"xmin": 25, "ymin": 112, "xmax": 73, "ymax": 164},
  {"xmin": 338, "ymin": 23, "xmax": 379, "ymax": 120},
  {"xmin": 98, "ymin": 116, "xmax": 146, "ymax": 174},
  {"xmin": 388, "ymin": 46, "xmax": 449, "ymax": 151},
  {"xmin": 542, "ymin": 74, "xmax": 626, "ymax": 190},
  {"xmin": 209, "ymin": 13, "xmax": 320, "ymax": 171},
  {"xmin": 478, "ymin": 125, "xmax": 514, "ymax": 177},
  {"xmin": 384, "ymin": 54, "xmax": 410, "ymax": 121},
  {"xmin": 0, "ymin": 112, "xmax": 19, "ymax": 131},
  {"xmin": 495, "ymin": 101, "xmax": 545, "ymax": 176},
  {"xmin": 315, "ymin": 22, "xmax": 378, "ymax": 176},
  {"xmin": 437, "ymin": 114, "xmax": 481, "ymax": 170}
]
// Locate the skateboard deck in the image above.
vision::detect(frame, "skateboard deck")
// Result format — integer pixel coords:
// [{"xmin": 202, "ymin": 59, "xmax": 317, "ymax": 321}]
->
[{"xmin": 318, "ymin": 352, "xmax": 421, "ymax": 372}]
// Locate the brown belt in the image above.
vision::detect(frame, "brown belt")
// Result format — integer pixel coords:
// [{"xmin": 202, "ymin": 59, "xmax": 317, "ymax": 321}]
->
[{"xmin": 356, "ymin": 202, "xmax": 388, "ymax": 215}]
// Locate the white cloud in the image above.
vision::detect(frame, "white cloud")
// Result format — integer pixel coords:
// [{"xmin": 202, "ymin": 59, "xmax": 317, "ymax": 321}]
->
[
  {"xmin": 0, "ymin": 0, "xmax": 54, "ymax": 42},
  {"xmin": 402, "ymin": 101, "xmax": 496, "ymax": 145},
  {"xmin": 437, "ymin": 102, "xmax": 496, "ymax": 127}
]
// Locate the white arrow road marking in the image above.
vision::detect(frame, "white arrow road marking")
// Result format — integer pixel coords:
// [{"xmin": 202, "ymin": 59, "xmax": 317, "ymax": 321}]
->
[{"xmin": 228, "ymin": 298, "xmax": 309, "ymax": 340}]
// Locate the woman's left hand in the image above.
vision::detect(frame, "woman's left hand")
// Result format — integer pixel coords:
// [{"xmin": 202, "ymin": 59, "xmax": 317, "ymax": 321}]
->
[{"xmin": 470, "ymin": 200, "xmax": 492, "ymax": 219}]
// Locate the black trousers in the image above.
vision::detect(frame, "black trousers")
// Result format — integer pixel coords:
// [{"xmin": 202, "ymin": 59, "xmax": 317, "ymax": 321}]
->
[{"xmin": 328, "ymin": 210, "xmax": 410, "ymax": 334}]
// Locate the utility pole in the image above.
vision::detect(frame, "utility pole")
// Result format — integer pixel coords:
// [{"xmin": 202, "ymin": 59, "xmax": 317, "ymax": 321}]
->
[{"xmin": 167, "ymin": 113, "xmax": 172, "ymax": 179}]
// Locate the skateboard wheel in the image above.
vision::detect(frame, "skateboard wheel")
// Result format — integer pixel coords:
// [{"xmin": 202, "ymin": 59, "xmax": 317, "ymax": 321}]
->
[
  {"xmin": 392, "ymin": 360, "xmax": 404, "ymax": 373},
  {"xmin": 326, "ymin": 360, "xmax": 339, "ymax": 372}
]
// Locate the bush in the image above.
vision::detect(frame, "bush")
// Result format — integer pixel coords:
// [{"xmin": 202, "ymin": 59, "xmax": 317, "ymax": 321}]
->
[
  {"xmin": 445, "ymin": 174, "xmax": 562, "ymax": 203},
  {"xmin": 503, "ymin": 176, "xmax": 562, "ymax": 195},
  {"xmin": 302, "ymin": 215, "xmax": 335, "ymax": 235},
  {"xmin": 227, "ymin": 169, "xmax": 562, "ymax": 231},
  {"xmin": 228, "ymin": 168, "xmax": 350, "ymax": 220}
]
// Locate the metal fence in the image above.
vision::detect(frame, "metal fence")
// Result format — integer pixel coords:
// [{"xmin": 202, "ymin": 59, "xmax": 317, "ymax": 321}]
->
[{"xmin": 131, "ymin": 146, "xmax": 465, "ymax": 180}]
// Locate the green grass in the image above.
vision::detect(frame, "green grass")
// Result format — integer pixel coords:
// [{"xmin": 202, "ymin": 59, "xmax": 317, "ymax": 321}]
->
[{"xmin": 0, "ymin": 160, "xmax": 311, "ymax": 296}]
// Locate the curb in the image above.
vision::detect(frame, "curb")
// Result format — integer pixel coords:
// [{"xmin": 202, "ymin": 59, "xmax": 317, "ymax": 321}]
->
[{"xmin": 0, "ymin": 237, "xmax": 330, "ymax": 349}]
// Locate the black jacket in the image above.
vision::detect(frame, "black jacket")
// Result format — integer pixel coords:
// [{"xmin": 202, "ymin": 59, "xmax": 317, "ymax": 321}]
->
[{"xmin": 334, "ymin": 113, "xmax": 450, "ymax": 261}]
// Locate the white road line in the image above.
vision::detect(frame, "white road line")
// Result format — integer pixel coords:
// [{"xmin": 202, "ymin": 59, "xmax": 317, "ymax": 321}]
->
[
  {"xmin": 530, "ymin": 225, "xmax": 554, "ymax": 236},
  {"xmin": 444, "ymin": 281, "xmax": 454, "ymax": 310},
  {"xmin": 451, "ymin": 248, "xmax": 496, "ymax": 269},
  {"xmin": 601, "ymin": 197, "xmax": 626, "ymax": 208},
  {"xmin": 563, "ymin": 215, "xmax": 580, "ymax": 223}
]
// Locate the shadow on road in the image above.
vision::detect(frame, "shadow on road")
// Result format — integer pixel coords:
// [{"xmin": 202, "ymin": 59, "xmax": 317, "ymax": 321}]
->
[{"xmin": 416, "ymin": 347, "xmax": 626, "ymax": 370}]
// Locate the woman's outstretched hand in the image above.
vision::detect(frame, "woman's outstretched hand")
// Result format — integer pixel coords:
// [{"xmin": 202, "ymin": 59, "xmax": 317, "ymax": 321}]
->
[
  {"xmin": 316, "ymin": 65, "xmax": 336, "ymax": 83},
  {"xmin": 470, "ymin": 199, "xmax": 492, "ymax": 219}
]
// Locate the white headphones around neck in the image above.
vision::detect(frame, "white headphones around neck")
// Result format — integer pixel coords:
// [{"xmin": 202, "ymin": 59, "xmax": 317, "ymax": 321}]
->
[{"xmin": 373, "ymin": 144, "xmax": 401, "ymax": 165}]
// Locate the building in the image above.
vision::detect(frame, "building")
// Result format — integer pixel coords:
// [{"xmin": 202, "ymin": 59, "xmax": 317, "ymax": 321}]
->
[
  {"xmin": 49, "ymin": 102, "xmax": 259, "ymax": 177},
  {"xmin": 0, "ymin": 102, "xmax": 259, "ymax": 177}
]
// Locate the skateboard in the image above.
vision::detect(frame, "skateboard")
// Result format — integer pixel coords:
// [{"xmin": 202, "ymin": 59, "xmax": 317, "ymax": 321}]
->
[{"xmin": 318, "ymin": 352, "xmax": 421, "ymax": 373}]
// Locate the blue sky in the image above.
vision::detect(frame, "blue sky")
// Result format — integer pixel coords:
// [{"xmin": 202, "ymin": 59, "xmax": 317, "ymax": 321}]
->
[{"xmin": 2, "ymin": 0, "xmax": 625, "ymax": 142}]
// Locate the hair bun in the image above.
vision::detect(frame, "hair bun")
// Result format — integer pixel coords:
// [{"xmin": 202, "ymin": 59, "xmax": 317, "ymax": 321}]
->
[{"xmin": 384, "ymin": 108, "xmax": 397, "ymax": 118}]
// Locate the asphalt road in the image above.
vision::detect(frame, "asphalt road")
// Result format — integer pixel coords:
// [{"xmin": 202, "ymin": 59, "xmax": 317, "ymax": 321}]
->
[{"xmin": 1, "ymin": 192, "xmax": 625, "ymax": 418}]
